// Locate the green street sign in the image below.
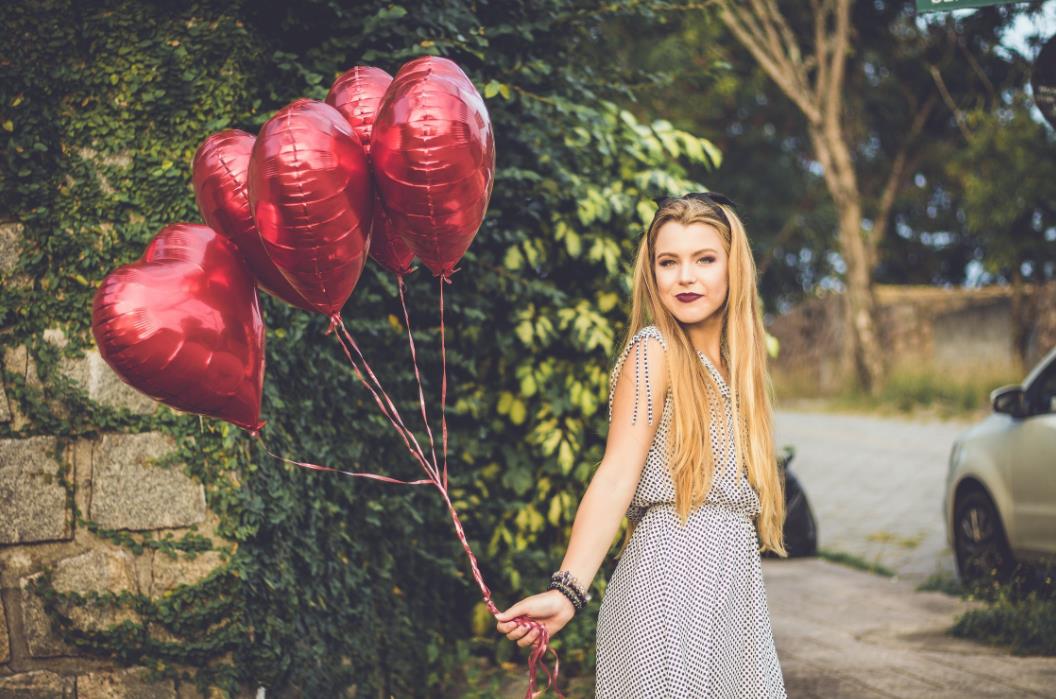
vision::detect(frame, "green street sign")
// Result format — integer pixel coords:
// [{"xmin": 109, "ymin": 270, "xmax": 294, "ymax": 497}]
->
[{"xmin": 917, "ymin": 0, "xmax": 1032, "ymax": 12}]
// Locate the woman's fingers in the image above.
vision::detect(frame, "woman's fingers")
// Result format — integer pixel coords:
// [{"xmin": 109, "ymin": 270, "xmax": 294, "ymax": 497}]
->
[
  {"xmin": 505, "ymin": 622, "xmax": 532, "ymax": 643},
  {"xmin": 517, "ymin": 626, "xmax": 542, "ymax": 648}
]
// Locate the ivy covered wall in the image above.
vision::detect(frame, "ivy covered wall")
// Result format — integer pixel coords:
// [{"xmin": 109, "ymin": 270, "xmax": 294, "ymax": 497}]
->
[{"xmin": 0, "ymin": 1, "xmax": 719, "ymax": 695}]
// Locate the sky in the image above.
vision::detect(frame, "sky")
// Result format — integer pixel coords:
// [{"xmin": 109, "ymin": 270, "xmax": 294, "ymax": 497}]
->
[{"xmin": 999, "ymin": 1, "xmax": 1056, "ymax": 57}]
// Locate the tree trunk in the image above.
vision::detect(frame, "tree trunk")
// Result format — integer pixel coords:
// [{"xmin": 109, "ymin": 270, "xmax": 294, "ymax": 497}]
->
[
  {"xmin": 809, "ymin": 127, "xmax": 885, "ymax": 393},
  {"xmin": 716, "ymin": 0, "xmax": 886, "ymax": 393},
  {"xmin": 1009, "ymin": 265, "xmax": 1035, "ymax": 371}
]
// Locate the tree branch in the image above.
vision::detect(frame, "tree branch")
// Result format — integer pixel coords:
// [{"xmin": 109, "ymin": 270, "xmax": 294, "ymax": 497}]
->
[
  {"xmin": 868, "ymin": 93, "xmax": 938, "ymax": 268},
  {"xmin": 718, "ymin": 3, "xmax": 821, "ymax": 123},
  {"xmin": 824, "ymin": 0, "xmax": 850, "ymax": 129},
  {"xmin": 928, "ymin": 63, "xmax": 972, "ymax": 142}
]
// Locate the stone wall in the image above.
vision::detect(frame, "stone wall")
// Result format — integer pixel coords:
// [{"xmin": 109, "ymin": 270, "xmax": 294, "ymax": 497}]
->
[
  {"xmin": 766, "ymin": 282, "xmax": 1056, "ymax": 392},
  {"xmin": 0, "ymin": 324, "xmax": 235, "ymax": 696}
]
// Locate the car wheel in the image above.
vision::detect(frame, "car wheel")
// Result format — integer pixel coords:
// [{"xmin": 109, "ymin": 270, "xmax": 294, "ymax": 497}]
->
[{"xmin": 954, "ymin": 490, "xmax": 1015, "ymax": 585}]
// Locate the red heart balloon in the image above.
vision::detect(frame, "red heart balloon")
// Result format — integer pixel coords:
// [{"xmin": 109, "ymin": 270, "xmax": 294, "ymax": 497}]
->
[
  {"xmin": 327, "ymin": 67, "xmax": 415, "ymax": 278},
  {"xmin": 92, "ymin": 223, "xmax": 265, "ymax": 432},
  {"xmin": 192, "ymin": 129, "xmax": 315, "ymax": 312},
  {"xmin": 368, "ymin": 193, "xmax": 415, "ymax": 277},
  {"xmin": 371, "ymin": 56, "xmax": 496, "ymax": 278},
  {"xmin": 326, "ymin": 66, "xmax": 393, "ymax": 158},
  {"xmin": 248, "ymin": 99, "xmax": 374, "ymax": 317}
]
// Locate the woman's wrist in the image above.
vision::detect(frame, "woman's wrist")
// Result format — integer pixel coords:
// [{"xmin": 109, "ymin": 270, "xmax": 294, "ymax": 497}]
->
[
  {"xmin": 547, "ymin": 583, "xmax": 581, "ymax": 614},
  {"xmin": 550, "ymin": 570, "xmax": 592, "ymax": 604}
]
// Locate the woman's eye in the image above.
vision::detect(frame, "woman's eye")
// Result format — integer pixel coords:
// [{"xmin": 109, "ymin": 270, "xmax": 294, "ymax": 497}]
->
[{"xmin": 659, "ymin": 257, "xmax": 715, "ymax": 267}]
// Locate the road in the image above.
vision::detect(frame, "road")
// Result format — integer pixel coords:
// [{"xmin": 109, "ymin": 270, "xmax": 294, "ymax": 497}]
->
[{"xmin": 773, "ymin": 409, "xmax": 973, "ymax": 583}]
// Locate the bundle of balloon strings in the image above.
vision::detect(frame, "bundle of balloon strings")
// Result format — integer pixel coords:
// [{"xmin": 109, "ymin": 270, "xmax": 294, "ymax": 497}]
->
[{"xmin": 259, "ymin": 272, "xmax": 566, "ymax": 699}]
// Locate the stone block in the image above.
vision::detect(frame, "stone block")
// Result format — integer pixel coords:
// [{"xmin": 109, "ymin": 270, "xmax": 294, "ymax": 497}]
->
[
  {"xmin": 0, "ymin": 375, "xmax": 10, "ymax": 423},
  {"xmin": 52, "ymin": 548, "xmax": 138, "ymax": 595},
  {"xmin": 78, "ymin": 667, "xmax": 176, "ymax": 699},
  {"xmin": 2, "ymin": 344, "xmax": 36, "ymax": 430},
  {"xmin": 20, "ymin": 549, "xmax": 139, "ymax": 658},
  {"xmin": 2, "ymin": 344, "xmax": 36, "ymax": 387},
  {"xmin": 0, "ymin": 671, "xmax": 75, "ymax": 698},
  {"xmin": 18, "ymin": 574, "xmax": 74, "ymax": 657},
  {"xmin": 90, "ymin": 433, "xmax": 206, "ymax": 531},
  {"xmin": 0, "ymin": 221, "xmax": 22, "ymax": 275},
  {"xmin": 0, "ymin": 221, "xmax": 32, "ymax": 291},
  {"xmin": 0, "ymin": 436, "xmax": 72, "ymax": 544},
  {"xmin": 0, "ymin": 594, "xmax": 9, "ymax": 663},
  {"xmin": 151, "ymin": 550, "xmax": 225, "ymax": 596},
  {"xmin": 42, "ymin": 328, "xmax": 156, "ymax": 414}
]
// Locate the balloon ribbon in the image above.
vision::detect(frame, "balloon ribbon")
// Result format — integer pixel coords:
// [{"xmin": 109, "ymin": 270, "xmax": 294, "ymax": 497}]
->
[{"xmin": 258, "ymin": 273, "xmax": 565, "ymax": 699}]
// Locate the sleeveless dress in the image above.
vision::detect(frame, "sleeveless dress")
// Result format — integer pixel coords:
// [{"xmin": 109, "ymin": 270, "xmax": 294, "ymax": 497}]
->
[{"xmin": 594, "ymin": 325, "xmax": 787, "ymax": 698}]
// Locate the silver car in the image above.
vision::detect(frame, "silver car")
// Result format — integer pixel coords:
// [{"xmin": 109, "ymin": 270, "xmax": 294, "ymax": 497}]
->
[{"xmin": 944, "ymin": 346, "xmax": 1056, "ymax": 583}]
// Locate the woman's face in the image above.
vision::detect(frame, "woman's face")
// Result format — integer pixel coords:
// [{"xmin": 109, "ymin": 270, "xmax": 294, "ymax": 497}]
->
[{"xmin": 652, "ymin": 219, "xmax": 729, "ymax": 326}]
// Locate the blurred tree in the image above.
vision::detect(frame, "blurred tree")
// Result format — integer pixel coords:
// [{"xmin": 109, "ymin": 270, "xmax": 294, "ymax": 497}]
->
[
  {"xmin": 595, "ymin": 0, "xmax": 1043, "ymax": 390},
  {"xmin": 948, "ymin": 98, "xmax": 1056, "ymax": 366}
]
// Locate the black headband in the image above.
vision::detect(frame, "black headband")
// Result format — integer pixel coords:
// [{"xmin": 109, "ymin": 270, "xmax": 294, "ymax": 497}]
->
[{"xmin": 651, "ymin": 191, "xmax": 739, "ymax": 227}]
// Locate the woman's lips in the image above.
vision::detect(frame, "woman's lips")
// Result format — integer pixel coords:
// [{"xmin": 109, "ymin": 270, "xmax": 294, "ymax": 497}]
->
[{"xmin": 675, "ymin": 293, "xmax": 702, "ymax": 303}]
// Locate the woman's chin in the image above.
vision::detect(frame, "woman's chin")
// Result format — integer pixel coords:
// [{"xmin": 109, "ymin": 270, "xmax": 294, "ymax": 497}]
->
[{"xmin": 668, "ymin": 306, "xmax": 721, "ymax": 326}]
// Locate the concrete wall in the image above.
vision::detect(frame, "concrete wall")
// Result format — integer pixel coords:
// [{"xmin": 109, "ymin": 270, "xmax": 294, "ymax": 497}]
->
[{"xmin": 767, "ymin": 283, "xmax": 1056, "ymax": 392}]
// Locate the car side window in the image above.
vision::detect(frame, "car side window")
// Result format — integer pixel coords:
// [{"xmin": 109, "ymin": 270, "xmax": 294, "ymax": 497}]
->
[{"xmin": 1029, "ymin": 362, "xmax": 1056, "ymax": 415}]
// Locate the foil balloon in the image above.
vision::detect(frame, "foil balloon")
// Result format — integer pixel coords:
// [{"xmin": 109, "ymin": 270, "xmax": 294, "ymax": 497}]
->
[
  {"xmin": 326, "ymin": 66, "xmax": 415, "ymax": 277},
  {"xmin": 371, "ymin": 56, "xmax": 496, "ymax": 278},
  {"xmin": 368, "ymin": 194, "xmax": 415, "ymax": 276},
  {"xmin": 192, "ymin": 129, "xmax": 315, "ymax": 312},
  {"xmin": 92, "ymin": 223, "xmax": 266, "ymax": 433},
  {"xmin": 325, "ymin": 65, "xmax": 393, "ymax": 157},
  {"xmin": 248, "ymin": 99, "xmax": 374, "ymax": 317}
]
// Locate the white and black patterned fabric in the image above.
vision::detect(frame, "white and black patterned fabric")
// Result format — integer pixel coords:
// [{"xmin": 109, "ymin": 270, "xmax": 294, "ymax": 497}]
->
[{"xmin": 595, "ymin": 325, "xmax": 787, "ymax": 698}]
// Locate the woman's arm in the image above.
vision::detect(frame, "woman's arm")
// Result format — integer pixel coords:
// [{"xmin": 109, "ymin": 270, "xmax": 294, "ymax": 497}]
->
[{"xmin": 496, "ymin": 333, "xmax": 669, "ymax": 647}]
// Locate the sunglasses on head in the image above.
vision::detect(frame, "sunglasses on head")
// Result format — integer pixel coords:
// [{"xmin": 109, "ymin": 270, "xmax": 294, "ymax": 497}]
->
[{"xmin": 651, "ymin": 191, "xmax": 738, "ymax": 227}]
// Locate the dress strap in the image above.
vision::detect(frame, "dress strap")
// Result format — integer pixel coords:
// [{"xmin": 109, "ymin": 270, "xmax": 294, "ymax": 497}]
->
[{"xmin": 607, "ymin": 326, "xmax": 667, "ymax": 426}]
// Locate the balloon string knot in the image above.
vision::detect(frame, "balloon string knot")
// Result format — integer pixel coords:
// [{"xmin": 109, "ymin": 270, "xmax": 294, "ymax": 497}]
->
[
  {"xmin": 438, "ymin": 266, "xmax": 460, "ymax": 284},
  {"xmin": 325, "ymin": 314, "xmax": 340, "ymax": 336}
]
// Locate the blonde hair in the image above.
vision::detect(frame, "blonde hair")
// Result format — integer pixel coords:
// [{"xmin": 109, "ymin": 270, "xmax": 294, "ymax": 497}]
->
[{"xmin": 615, "ymin": 196, "xmax": 787, "ymax": 558}]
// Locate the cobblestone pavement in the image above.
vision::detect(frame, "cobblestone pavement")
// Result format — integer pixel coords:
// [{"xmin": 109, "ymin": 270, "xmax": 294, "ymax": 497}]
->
[
  {"xmin": 773, "ymin": 409, "xmax": 975, "ymax": 583},
  {"xmin": 764, "ymin": 557, "xmax": 1056, "ymax": 698}
]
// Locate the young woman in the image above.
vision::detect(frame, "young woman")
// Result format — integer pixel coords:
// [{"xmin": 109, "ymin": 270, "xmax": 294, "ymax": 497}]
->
[{"xmin": 495, "ymin": 193, "xmax": 788, "ymax": 697}]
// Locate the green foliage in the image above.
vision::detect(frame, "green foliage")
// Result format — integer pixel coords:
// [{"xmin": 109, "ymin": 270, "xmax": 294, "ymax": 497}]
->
[
  {"xmin": 949, "ymin": 99, "xmax": 1056, "ymax": 280},
  {"xmin": 0, "ymin": 0, "xmax": 720, "ymax": 696},
  {"xmin": 592, "ymin": 1, "xmax": 1046, "ymax": 301},
  {"xmin": 816, "ymin": 548, "xmax": 896, "ymax": 578},
  {"xmin": 950, "ymin": 560, "xmax": 1056, "ymax": 656}
]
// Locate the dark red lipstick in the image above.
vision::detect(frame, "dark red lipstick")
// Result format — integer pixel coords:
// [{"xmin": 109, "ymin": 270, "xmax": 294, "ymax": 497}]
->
[{"xmin": 675, "ymin": 293, "xmax": 702, "ymax": 303}]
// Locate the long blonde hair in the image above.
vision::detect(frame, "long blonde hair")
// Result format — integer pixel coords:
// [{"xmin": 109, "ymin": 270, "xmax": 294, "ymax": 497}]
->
[{"xmin": 615, "ymin": 196, "xmax": 787, "ymax": 558}]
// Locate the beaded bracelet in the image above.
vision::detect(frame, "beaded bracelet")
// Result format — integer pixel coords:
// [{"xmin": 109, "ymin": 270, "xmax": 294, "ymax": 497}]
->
[
  {"xmin": 547, "ymin": 580, "xmax": 585, "ymax": 612},
  {"xmin": 549, "ymin": 570, "xmax": 591, "ymax": 608}
]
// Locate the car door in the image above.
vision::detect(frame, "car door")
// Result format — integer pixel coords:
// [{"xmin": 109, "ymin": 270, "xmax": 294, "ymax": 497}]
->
[{"xmin": 1010, "ymin": 353, "xmax": 1056, "ymax": 556}]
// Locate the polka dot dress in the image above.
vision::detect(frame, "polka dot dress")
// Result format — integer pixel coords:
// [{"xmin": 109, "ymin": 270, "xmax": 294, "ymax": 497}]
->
[{"xmin": 595, "ymin": 325, "xmax": 787, "ymax": 698}]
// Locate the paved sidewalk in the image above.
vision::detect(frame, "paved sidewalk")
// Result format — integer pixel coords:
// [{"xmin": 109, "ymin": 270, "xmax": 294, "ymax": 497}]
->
[
  {"xmin": 764, "ymin": 557, "xmax": 1056, "ymax": 698},
  {"xmin": 773, "ymin": 410, "xmax": 973, "ymax": 583}
]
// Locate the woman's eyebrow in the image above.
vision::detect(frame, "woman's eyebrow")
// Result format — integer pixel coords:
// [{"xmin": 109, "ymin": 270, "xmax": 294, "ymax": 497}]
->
[{"xmin": 655, "ymin": 248, "xmax": 719, "ymax": 258}]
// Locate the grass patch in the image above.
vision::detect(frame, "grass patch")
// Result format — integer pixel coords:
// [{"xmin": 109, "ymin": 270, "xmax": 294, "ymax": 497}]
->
[
  {"xmin": 773, "ymin": 362, "xmax": 1023, "ymax": 419},
  {"xmin": 950, "ymin": 560, "xmax": 1056, "ymax": 656},
  {"xmin": 916, "ymin": 570, "xmax": 966, "ymax": 596},
  {"xmin": 817, "ymin": 547, "xmax": 896, "ymax": 578}
]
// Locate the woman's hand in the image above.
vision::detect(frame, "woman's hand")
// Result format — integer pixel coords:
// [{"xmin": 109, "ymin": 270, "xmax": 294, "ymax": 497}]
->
[{"xmin": 495, "ymin": 590, "xmax": 576, "ymax": 648}]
